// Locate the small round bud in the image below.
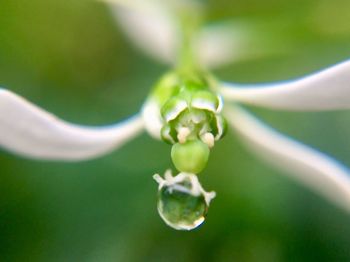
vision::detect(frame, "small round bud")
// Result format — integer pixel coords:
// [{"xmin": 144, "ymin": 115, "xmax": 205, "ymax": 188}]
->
[
  {"xmin": 201, "ymin": 132, "xmax": 215, "ymax": 148},
  {"xmin": 177, "ymin": 127, "xmax": 191, "ymax": 144},
  {"xmin": 171, "ymin": 139, "xmax": 210, "ymax": 173}
]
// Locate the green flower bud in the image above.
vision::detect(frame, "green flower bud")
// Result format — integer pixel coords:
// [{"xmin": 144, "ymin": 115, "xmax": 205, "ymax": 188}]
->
[
  {"xmin": 210, "ymin": 114, "xmax": 228, "ymax": 140},
  {"xmin": 171, "ymin": 139, "xmax": 210, "ymax": 173},
  {"xmin": 161, "ymin": 124, "xmax": 176, "ymax": 144},
  {"xmin": 191, "ymin": 90, "xmax": 220, "ymax": 113},
  {"xmin": 161, "ymin": 97, "xmax": 188, "ymax": 122},
  {"xmin": 151, "ymin": 72, "xmax": 181, "ymax": 106}
]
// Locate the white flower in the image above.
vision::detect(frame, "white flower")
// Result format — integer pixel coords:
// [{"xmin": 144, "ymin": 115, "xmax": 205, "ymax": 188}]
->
[{"xmin": 1, "ymin": 0, "xmax": 350, "ymax": 216}]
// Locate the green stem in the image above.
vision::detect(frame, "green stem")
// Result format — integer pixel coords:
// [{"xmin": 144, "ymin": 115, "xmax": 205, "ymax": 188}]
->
[{"xmin": 175, "ymin": 4, "xmax": 204, "ymax": 73}]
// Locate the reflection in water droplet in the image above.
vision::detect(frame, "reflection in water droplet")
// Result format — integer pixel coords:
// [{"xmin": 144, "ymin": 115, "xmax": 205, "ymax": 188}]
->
[{"xmin": 153, "ymin": 171, "xmax": 215, "ymax": 231}]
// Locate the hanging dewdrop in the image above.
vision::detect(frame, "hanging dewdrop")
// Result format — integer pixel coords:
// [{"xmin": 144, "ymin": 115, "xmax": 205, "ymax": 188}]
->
[{"xmin": 153, "ymin": 170, "xmax": 216, "ymax": 230}]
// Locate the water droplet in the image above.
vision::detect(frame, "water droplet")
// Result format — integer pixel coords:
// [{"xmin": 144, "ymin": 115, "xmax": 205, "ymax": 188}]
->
[{"xmin": 154, "ymin": 171, "xmax": 215, "ymax": 231}]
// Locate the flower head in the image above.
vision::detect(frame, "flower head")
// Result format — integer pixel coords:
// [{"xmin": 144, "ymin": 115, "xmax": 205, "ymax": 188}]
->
[
  {"xmin": 143, "ymin": 70, "xmax": 226, "ymax": 175},
  {"xmin": 1, "ymin": 0, "xmax": 350, "ymax": 230}
]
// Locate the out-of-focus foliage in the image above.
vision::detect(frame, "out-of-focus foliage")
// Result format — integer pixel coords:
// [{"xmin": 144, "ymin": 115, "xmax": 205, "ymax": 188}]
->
[{"xmin": 1, "ymin": 0, "xmax": 350, "ymax": 261}]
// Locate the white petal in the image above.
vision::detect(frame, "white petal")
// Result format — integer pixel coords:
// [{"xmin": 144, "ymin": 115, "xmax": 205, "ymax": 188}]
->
[
  {"xmin": 106, "ymin": 0, "xmax": 292, "ymax": 68},
  {"xmin": 105, "ymin": 0, "xmax": 179, "ymax": 64},
  {"xmin": 225, "ymin": 105, "xmax": 350, "ymax": 212},
  {"xmin": 0, "ymin": 89, "xmax": 144, "ymax": 161},
  {"xmin": 141, "ymin": 98, "xmax": 162, "ymax": 139},
  {"xmin": 195, "ymin": 24, "xmax": 242, "ymax": 69},
  {"xmin": 195, "ymin": 21, "xmax": 291, "ymax": 69},
  {"xmin": 220, "ymin": 59, "xmax": 350, "ymax": 111}
]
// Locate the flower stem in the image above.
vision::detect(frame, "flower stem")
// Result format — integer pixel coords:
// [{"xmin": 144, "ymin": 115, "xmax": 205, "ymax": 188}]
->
[{"xmin": 175, "ymin": 2, "xmax": 205, "ymax": 74}]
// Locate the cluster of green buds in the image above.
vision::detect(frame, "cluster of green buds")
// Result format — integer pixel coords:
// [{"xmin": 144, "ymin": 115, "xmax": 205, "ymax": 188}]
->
[
  {"xmin": 142, "ymin": 71, "xmax": 227, "ymax": 230},
  {"xmin": 144, "ymin": 71, "xmax": 226, "ymax": 173}
]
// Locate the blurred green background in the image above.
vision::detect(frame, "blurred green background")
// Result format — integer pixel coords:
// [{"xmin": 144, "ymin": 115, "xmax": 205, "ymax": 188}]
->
[{"xmin": 1, "ymin": 0, "xmax": 350, "ymax": 261}]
